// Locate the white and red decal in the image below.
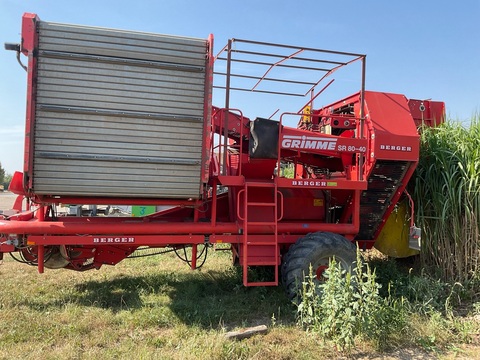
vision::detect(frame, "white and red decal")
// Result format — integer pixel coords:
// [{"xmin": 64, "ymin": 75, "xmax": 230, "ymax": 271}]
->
[
  {"xmin": 379, "ymin": 145, "xmax": 412, "ymax": 152},
  {"xmin": 93, "ymin": 237, "xmax": 135, "ymax": 243},
  {"xmin": 282, "ymin": 135, "xmax": 337, "ymax": 150}
]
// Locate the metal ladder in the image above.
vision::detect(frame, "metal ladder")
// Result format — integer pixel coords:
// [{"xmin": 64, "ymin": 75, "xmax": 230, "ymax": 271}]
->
[{"xmin": 241, "ymin": 181, "xmax": 279, "ymax": 286}]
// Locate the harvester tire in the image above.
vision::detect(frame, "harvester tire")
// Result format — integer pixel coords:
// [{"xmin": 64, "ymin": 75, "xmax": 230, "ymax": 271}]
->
[{"xmin": 281, "ymin": 232, "xmax": 358, "ymax": 301}]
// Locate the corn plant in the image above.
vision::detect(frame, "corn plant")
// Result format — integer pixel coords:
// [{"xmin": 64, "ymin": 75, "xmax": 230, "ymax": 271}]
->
[{"xmin": 414, "ymin": 116, "xmax": 480, "ymax": 282}]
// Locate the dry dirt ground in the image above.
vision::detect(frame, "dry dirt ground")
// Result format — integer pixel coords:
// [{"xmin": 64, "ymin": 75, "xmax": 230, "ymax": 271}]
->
[{"xmin": 0, "ymin": 191, "xmax": 18, "ymax": 212}]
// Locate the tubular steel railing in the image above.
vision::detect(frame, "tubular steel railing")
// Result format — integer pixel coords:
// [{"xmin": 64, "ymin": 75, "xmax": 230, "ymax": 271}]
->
[{"xmin": 214, "ymin": 38, "xmax": 367, "ymax": 179}]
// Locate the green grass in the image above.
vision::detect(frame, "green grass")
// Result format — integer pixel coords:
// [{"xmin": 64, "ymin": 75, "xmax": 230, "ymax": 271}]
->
[
  {"xmin": 1, "ymin": 249, "xmax": 480, "ymax": 359},
  {"xmin": 0, "ymin": 251, "xmax": 328, "ymax": 359}
]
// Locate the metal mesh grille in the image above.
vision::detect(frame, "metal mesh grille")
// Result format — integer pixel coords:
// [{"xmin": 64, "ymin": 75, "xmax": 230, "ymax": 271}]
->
[{"xmin": 357, "ymin": 160, "xmax": 410, "ymax": 239}]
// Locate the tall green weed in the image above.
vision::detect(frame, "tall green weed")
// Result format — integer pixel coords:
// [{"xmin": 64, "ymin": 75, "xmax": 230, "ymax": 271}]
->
[
  {"xmin": 296, "ymin": 251, "xmax": 408, "ymax": 352},
  {"xmin": 296, "ymin": 251, "xmax": 480, "ymax": 354}
]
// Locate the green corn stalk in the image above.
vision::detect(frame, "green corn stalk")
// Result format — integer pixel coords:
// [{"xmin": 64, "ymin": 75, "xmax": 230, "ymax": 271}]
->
[{"xmin": 413, "ymin": 115, "xmax": 480, "ymax": 282}]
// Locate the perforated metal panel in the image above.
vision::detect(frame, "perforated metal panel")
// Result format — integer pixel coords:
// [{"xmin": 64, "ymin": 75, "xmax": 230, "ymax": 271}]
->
[{"xmin": 32, "ymin": 21, "xmax": 210, "ymax": 199}]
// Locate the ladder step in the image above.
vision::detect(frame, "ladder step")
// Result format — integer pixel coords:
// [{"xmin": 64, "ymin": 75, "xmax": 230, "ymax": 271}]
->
[
  {"xmin": 246, "ymin": 221, "xmax": 277, "ymax": 226},
  {"xmin": 246, "ymin": 202, "xmax": 276, "ymax": 207},
  {"xmin": 245, "ymin": 182, "xmax": 276, "ymax": 188},
  {"xmin": 246, "ymin": 241, "xmax": 277, "ymax": 245},
  {"xmin": 245, "ymin": 281, "xmax": 278, "ymax": 287},
  {"xmin": 246, "ymin": 261, "xmax": 278, "ymax": 266}
]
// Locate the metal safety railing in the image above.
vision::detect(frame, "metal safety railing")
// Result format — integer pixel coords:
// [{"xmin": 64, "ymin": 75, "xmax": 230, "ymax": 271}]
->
[{"xmin": 213, "ymin": 38, "xmax": 367, "ymax": 178}]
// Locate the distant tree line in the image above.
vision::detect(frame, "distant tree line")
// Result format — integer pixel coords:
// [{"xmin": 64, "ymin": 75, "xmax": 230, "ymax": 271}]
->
[{"xmin": 0, "ymin": 162, "xmax": 12, "ymax": 190}]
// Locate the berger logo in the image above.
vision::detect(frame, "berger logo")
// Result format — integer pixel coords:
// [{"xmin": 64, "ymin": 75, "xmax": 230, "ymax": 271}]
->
[
  {"xmin": 93, "ymin": 237, "xmax": 135, "ymax": 243},
  {"xmin": 380, "ymin": 144, "xmax": 412, "ymax": 152},
  {"xmin": 282, "ymin": 135, "xmax": 337, "ymax": 150}
]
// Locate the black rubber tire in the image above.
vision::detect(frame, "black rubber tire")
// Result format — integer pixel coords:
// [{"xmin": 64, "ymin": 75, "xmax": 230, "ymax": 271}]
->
[{"xmin": 281, "ymin": 232, "xmax": 358, "ymax": 301}]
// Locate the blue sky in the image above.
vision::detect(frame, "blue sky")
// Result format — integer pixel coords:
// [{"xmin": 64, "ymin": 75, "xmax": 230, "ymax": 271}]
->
[{"xmin": 0, "ymin": 0, "xmax": 479, "ymax": 174}]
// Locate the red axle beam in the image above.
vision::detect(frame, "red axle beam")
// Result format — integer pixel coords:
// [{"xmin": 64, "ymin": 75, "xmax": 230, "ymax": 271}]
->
[{"xmin": 2, "ymin": 220, "xmax": 359, "ymax": 237}]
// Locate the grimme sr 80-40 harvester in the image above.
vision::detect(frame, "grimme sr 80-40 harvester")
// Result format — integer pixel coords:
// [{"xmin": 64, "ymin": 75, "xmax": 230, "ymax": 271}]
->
[{"xmin": 1, "ymin": 13, "xmax": 444, "ymax": 299}]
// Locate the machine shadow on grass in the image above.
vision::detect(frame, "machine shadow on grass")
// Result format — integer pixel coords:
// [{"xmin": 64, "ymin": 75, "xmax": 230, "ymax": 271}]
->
[{"xmin": 24, "ymin": 267, "xmax": 296, "ymax": 329}]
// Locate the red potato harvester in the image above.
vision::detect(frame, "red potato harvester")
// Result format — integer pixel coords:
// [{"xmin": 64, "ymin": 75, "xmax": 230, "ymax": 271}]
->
[{"xmin": 1, "ymin": 13, "xmax": 444, "ymax": 299}]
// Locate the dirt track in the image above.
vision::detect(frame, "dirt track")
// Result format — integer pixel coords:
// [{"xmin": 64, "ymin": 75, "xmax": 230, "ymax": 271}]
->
[{"xmin": 0, "ymin": 191, "xmax": 16, "ymax": 211}]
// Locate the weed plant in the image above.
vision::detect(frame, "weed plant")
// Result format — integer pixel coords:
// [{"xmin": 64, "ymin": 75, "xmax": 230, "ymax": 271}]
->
[
  {"xmin": 296, "ymin": 250, "xmax": 407, "ymax": 352},
  {"xmin": 296, "ymin": 249, "xmax": 480, "ymax": 354}
]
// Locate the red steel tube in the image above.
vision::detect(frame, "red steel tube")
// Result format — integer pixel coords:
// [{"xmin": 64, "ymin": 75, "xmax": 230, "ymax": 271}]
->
[
  {"xmin": 37, "ymin": 244, "xmax": 44, "ymax": 273},
  {"xmin": 0, "ymin": 219, "xmax": 359, "ymax": 235},
  {"xmin": 191, "ymin": 244, "xmax": 198, "ymax": 269}
]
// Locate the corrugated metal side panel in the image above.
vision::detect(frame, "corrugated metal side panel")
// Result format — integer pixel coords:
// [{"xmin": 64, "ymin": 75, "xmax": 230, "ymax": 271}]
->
[
  {"xmin": 36, "ymin": 57, "xmax": 205, "ymax": 116},
  {"xmin": 38, "ymin": 21, "xmax": 207, "ymax": 66},
  {"xmin": 32, "ymin": 21, "xmax": 209, "ymax": 199}
]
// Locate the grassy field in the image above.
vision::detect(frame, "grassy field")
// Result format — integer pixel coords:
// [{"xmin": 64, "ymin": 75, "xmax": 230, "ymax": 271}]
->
[
  {"xmin": 1, "ymin": 247, "xmax": 479, "ymax": 360},
  {"xmin": 0, "ymin": 250, "xmax": 327, "ymax": 359}
]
